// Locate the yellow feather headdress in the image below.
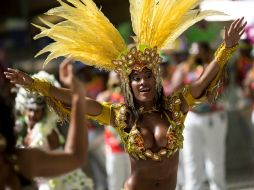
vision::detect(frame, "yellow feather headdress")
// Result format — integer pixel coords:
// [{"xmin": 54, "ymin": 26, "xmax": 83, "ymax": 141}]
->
[
  {"xmin": 34, "ymin": 0, "xmax": 225, "ymax": 109},
  {"xmin": 34, "ymin": 0, "xmax": 224, "ymax": 69},
  {"xmin": 33, "ymin": 0, "xmax": 127, "ymax": 69}
]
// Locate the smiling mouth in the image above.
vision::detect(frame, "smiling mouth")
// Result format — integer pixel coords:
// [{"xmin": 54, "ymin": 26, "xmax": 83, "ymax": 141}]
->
[{"xmin": 139, "ymin": 87, "xmax": 151, "ymax": 93}]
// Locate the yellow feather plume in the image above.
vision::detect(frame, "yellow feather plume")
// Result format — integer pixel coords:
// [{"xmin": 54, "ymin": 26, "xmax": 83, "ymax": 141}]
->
[
  {"xmin": 34, "ymin": 0, "xmax": 127, "ymax": 70},
  {"xmin": 34, "ymin": 0, "xmax": 225, "ymax": 70},
  {"xmin": 130, "ymin": 0, "xmax": 226, "ymax": 49}
]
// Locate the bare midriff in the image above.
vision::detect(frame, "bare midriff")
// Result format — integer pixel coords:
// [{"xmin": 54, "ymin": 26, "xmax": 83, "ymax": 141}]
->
[{"xmin": 124, "ymin": 152, "xmax": 179, "ymax": 190}]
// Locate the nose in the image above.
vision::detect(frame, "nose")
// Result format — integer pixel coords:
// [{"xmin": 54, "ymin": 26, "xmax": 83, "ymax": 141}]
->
[
  {"xmin": 29, "ymin": 111, "xmax": 35, "ymax": 117},
  {"xmin": 139, "ymin": 77, "xmax": 147, "ymax": 85}
]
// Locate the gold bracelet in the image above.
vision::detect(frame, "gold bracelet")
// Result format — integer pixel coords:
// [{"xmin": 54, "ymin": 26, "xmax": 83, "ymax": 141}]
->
[
  {"xmin": 27, "ymin": 78, "xmax": 51, "ymax": 97},
  {"xmin": 215, "ymin": 42, "xmax": 238, "ymax": 66},
  {"xmin": 181, "ymin": 85, "xmax": 206, "ymax": 107},
  {"xmin": 204, "ymin": 43, "xmax": 237, "ymax": 103},
  {"xmin": 25, "ymin": 78, "xmax": 71, "ymax": 122}
]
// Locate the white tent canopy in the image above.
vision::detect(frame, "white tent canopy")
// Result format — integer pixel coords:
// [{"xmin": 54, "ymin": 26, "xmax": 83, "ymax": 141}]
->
[{"xmin": 201, "ymin": 0, "xmax": 254, "ymax": 25}]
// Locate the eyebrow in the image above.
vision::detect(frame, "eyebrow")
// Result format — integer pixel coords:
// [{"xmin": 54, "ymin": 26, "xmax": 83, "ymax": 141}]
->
[
  {"xmin": 130, "ymin": 72, "xmax": 138, "ymax": 76},
  {"xmin": 130, "ymin": 74, "xmax": 138, "ymax": 78},
  {"xmin": 145, "ymin": 70, "xmax": 152, "ymax": 74}
]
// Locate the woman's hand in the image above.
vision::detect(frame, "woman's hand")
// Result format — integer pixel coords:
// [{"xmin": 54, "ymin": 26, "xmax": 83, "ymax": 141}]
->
[
  {"xmin": 59, "ymin": 58, "xmax": 74, "ymax": 87},
  {"xmin": 4, "ymin": 68, "xmax": 34, "ymax": 86},
  {"xmin": 224, "ymin": 17, "xmax": 247, "ymax": 48}
]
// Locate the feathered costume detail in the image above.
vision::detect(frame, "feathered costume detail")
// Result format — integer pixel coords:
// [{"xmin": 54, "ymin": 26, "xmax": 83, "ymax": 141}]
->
[
  {"xmin": 130, "ymin": 0, "xmax": 225, "ymax": 49},
  {"xmin": 33, "ymin": 0, "xmax": 127, "ymax": 69},
  {"xmin": 33, "ymin": 0, "xmax": 225, "ymax": 109},
  {"xmin": 34, "ymin": 0, "xmax": 224, "ymax": 68}
]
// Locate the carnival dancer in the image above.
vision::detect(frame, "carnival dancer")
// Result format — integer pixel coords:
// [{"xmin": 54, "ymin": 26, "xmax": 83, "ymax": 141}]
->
[{"xmin": 5, "ymin": 0, "xmax": 247, "ymax": 189}]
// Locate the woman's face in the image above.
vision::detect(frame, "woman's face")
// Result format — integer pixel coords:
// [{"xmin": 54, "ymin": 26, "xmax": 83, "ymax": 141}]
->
[
  {"xmin": 25, "ymin": 108, "xmax": 44, "ymax": 127},
  {"xmin": 130, "ymin": 68, "xmax": 156, "ymax": 105}
]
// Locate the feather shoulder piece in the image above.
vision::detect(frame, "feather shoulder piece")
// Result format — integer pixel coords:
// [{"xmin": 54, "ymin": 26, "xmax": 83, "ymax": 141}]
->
[{"xmin": 33, "ymin": 0, "xmax": 127, "ymax": 70}]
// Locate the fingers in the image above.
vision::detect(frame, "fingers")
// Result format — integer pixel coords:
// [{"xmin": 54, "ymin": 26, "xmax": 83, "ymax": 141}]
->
[
  {"xmin": 235, "ymin": 18, "xmax": 247, "ymax": 38},
  {"xmin": 238, "ymin": 21, "xmax": 247, "ymax": 34},
  {"xmin": 6, "ymin": 74, "xmax": 17, "ymax": 83},
  {"xmin": 7, "ymin": 68, "xmax": 19, "ymax": 73},
  {"xmin": 229, "ymin": 17, "xmax": 246, "ymax": 33},
  {"xmin": 229, "ymin": 18, "xmax": 239, "ymax": 32},
  {"xmin": 5, "ymin": 75, "xmax": 15, "ymax": 80},
  {"xmin": 235, "ymin": 17, "xmax": 247, "ymax": 35},
  {"xmin": 239, "ymin": 29, "xmax": 245, "ymax": 37},
  {"xmin": 227, "ymin": 17, "xmax": 247, "ymax": 37},
  {"xmin": 5, "ymin": 76, "xmax": 18, "ymax": 83},
  {"xmin": 4, "ymin": 72, "xmax": 17, "ymax": 77},
  {"xmin": 4, "ymin": 72, "xmax": 17, "ymax": 82},
  {"xmin": 5, "ymin": 68, "xmax": 21, "ymax": 79},
  {"xmin": 234, "ymin": 17, "xmax": 244, "ymax": 30}
]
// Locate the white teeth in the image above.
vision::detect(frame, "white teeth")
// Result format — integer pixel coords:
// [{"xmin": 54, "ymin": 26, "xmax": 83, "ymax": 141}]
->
[{"xmin": 139, "ymin": 87, "xmax": 150, "ymax": 92}]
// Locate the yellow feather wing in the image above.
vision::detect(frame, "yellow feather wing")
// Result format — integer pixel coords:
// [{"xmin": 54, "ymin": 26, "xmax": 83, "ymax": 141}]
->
[
  {"xmin": 34, "ymin": 0, "xmax": 127, "ymax": 70},
  {"xmin": 130, "ymin": 0, "xmax": 226, "ymax": 49},
  {"xmin": 162, "ymin": 10, "xmax": 227, "ymax": 48}
]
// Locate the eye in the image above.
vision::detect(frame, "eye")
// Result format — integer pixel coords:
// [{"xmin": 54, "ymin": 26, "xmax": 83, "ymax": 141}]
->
[
  {"xmin": 132, "ymin": 75, "xmax": 140, "ymax": 81},
  {"xmin": 145, "ymin": 72, "xmax": 152, "ymax": 79}
]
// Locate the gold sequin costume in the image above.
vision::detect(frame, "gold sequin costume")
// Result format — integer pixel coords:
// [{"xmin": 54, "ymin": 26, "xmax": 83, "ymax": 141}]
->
[{"xmin": 27, "ymin": 0, "xmax": 238, "ymax": 161}]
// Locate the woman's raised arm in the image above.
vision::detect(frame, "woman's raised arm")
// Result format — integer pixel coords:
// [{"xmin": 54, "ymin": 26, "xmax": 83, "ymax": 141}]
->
[
  {"xmin": 4, "ymin": 68, "xmax": 73, "ymax": 105},
  {"xmin": 4, "ymin": 67, "xmax": 103, "ymax": 117},
  {"xmin": 189, "ymin": 17, "xmax": 247, "ymax": 99},
  {"xmin": 16, "ymin": 74, "xmax": 90, "ymax": 178}
]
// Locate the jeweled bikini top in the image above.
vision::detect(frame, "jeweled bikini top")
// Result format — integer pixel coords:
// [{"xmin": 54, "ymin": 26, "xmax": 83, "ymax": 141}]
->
[
  {"xmin": 119, "ymin": 107, "xmax": 183, "ymax": 161},
  {"xmin": 89, "ymin": 85, "xmax": 201, "ymax": 161}
]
